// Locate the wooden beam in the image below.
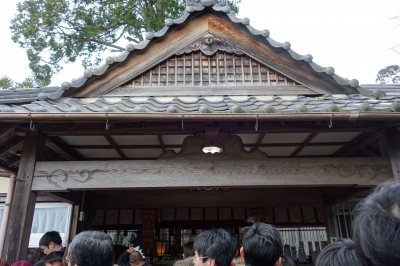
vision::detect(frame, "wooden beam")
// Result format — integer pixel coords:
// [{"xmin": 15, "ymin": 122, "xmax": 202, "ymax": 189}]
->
[
  {"xmin": 362, "ymin": 146, "xmax": 380, "ymax": 157},
  {"xmin": 104, "ymin": 136, "xmax": 127, "ymax": 159},
  {"xmin": 333, "ymin": 133, "xmax": 377, "ymax": 157},
  {"xmin": 0, "ymin": 137, "xmax": 24, "ymax": 156},
  {"xmin": 255, "ymin": 133, "xmax": 266, "ymax": 149},
  {"xmin": 0, "ymin": 125, "xmax": 15, "ymax": 139},
  {"xmin": 67, "ymin": 142, "xmax": 351, "ymax": 150},
  {"xmin": 46, "ymin": 137, "xmax": 84, "ymax": 161},
  {"xmin": 377, "ymin": 129, "xmax": 389, "ymax": 157},
  {"xmin": 25, "ymin": 121, "xmax": 381, "ymax": 136},
  {"xmin": 86, "ymin": 187, "xmax": 325, "ymax": 210},
  {"xmin": 44, "ymin": 191, "xmax": 83, "ymax": 205},
  {"xmin": 83, "ymin": 157, "xmax": 158, "ymax": 161},
  {"xmin": 32, "ymin": 157, "xmax": 393, "ymax": 191},
  {"xmin": 8, "ymin": 148, "xmax": 56, "ymax": 168},
  {"xmin": 7, "ymin": 157, "xmax": 20, "ymax": 168},
  {"xmin": 157, "ymin": 135, "xmax": 166, "ymax": 153},
  {"xmin": 291, "ymin": 132, "xmax": 318, "ymax": 157},
  {"xmin": 380, "ymin": 127, "xmax": 400, "ymax": 179},
  {"xmin": 323, "ymin": 187, "xmax": 372, "ymax": 205},
  {"xmin": 2, "ymin": 132, "xmax": 45, "ymax": 262},
  {"xmin": 40, "ymin": 149, "xmax": 58, "ymax": 161},
  {"xmin": 258, "ymin": 142, "xmax": 349, "ymax": 147}
]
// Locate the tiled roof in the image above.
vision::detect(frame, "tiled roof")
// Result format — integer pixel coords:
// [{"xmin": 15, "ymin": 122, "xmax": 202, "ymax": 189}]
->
[
  {"xmin": 2, "ymin": 94, "xmax": 400, "ymax": 113},
  {"xmin": 0, "ymin": 87, "xmax": 60, "ymax": 104},
  {"xmin": 9, "ymin": 1, "xmax": 371, "ymax": 100},
  {"xmin": 361, "ymin": 84, "xmax": 400, "ymax": 96}
]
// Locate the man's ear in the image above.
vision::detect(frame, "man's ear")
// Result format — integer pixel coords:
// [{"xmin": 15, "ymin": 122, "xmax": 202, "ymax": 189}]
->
[
  {"xmin": 209, "ymin": 259, "xmax": 216, "ymax": 266},
  {"xmin": 239, "ymin": 247, "xmax": 245, "ymax": 261},
  {"xmin": 273, "ymin": 257, "xmax": 282, "ymax": 266}
]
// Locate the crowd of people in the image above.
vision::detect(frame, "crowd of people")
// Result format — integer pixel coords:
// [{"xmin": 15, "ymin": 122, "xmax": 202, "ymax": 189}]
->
[{"xmin": 0, "ymin": 180, "xmax": 399, "ymax": 266}]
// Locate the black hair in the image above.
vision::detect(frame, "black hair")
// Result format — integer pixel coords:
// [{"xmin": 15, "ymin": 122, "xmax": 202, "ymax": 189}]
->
[
  {"xmin": 43, "ymin": 251, "xmax": 64, "ymax": 266},
  {"xmin": 280, "ymin": 255, "xmax": 295, "ymax": 266},
  {"xmin": 193, "ymin": 229, "xmax": 237, "ymax": 266},
  {"xmin": 352, "ymin": 180, "xmax": 400, "ymax": 266},
  {"xmin": 68, "ymin": 231, "xmax": 113, "ymax": 266},
  {"xmin": 242, "ymin": 222, "xmax": 283, "ymax": 266},
  {"xmin": 182, "ymin": 242, "xmax": 194, "ymax": 258},
  {"xmin": 39, "ymin": 231, "xmax": 62, "ymax": 247},
  {"xmin": 315, "ymin": 238, "xmax": 358, "ymax": 266}
]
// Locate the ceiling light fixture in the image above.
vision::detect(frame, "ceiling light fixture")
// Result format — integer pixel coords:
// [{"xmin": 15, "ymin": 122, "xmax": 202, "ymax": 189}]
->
[{"xmin": 202, "ymin": 142, "xmax": 224, "ymax": 154}]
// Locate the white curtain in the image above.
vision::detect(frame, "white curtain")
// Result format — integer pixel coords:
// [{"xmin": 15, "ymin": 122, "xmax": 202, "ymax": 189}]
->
[{"xmin": 31, "ymin": 207, "xmax": 68, "ymax": 233}]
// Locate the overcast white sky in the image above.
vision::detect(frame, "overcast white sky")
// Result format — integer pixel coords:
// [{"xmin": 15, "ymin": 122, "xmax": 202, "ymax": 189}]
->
[{"xmin": 0, "ymin": 0, "xmax": 399, "ymax": 87}]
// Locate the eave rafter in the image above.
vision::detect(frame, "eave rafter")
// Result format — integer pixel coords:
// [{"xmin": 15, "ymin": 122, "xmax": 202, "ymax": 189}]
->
[
  {"xmin": 333, "ymin": 132, "xmax": 378, "ymax": 157},
  {"xmin": 104, "ymin": 135, "xmax": 127, "ymax": 159},
  {"xmin": 45, "ymin": 136, "xmax": 84, "ymax": 161},
  {"xmin": 0, "ymin": 137, "xmax": 24, "ymax": 156},
  {"xmin": 0, "ymin": 117, "xmax": 390, "ymax": 166}
]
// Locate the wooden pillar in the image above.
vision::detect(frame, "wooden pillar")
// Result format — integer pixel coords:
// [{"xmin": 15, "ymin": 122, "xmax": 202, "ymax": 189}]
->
[
  {"xmin": 1, "ymin": 133, "xmax": 45, "ymax": 262},
  {"xmin": 378, "ymin": 127, "xmax": 400, "ymax": 179},
  {"xmin": 324, "ymin": 205, "xmax": 338, "ymax": 243},
  {"xmin": 174, "ymin": 227, "xmax": 181, "ymax": 250},
  {"xmin": 68, "ymin": 205, "xmax": 80, "ymax": 243},
  {"xmin": 142, "ymin": 209, "xmax": 157, "ymax": 260}
]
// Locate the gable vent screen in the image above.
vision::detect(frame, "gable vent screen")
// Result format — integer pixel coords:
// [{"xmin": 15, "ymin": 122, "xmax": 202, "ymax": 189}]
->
[{"xmin": 126, "ymin": 52, "xmax": 299, "ymax": 87}]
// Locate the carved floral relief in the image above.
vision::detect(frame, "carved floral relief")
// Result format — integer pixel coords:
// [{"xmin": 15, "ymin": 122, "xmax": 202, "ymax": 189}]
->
[
  {"xmin": 176, "ymin": 36, "xmax": 243, "ymax": 56},
  {"xmin": 36, "ymin": 163, "xmax": 392, "ymax": 188}
]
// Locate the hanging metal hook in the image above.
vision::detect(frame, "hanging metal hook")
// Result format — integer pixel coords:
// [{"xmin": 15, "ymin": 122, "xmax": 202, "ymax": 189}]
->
[
  {"xmin": 255, "ymin": 115, "xmax": 259, "ymax": 131},
  {"xmin": 181, "ymin": 115, "xmax": 184, "ymax": 131},
  {"xmin": 28, "ymin": 113, "xmax": 35, "ymax": 131},
  {"xmin": 328, "ymin": 114, "xmax": 333, "ymax": 128},
  {"xmin": 105, "ymin": 113, "xmax": 109, "ymax": 130}
]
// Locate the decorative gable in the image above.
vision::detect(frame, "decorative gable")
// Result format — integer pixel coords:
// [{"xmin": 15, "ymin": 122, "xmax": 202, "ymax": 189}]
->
[
  {"xmin": 125, "ymin": 51, "xmax": 299, "ymax": 88},
  {"xmin": 66, "ymin": 7, "xmax": 360, "ymax": 98},
  {"xmin": 106, "ymin": 35, "xmax": 313, "ymax": 96}
]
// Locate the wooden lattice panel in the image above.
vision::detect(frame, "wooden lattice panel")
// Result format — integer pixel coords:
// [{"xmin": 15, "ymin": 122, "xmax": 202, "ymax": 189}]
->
[{"xmin": 128, "ymin": 52, "xmax": 298, "ymax": 87}]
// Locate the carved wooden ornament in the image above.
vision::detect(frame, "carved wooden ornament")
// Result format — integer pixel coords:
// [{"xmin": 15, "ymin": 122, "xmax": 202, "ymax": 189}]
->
[
  {"xmin": 158, "ymin": 132, "xmax": 267, "ymax": 160},
  {"xmin": 176, "ymin": 35, "xmax": 243, "ymax": 56},
  {"xmin": 32, "ymin": 157, "xmax": 393, "ymax": 191}
]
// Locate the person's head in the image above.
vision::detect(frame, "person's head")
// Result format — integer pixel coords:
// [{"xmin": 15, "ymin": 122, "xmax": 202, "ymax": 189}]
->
[
  {"xmin": 11, "ymin": 261, "xmax": 33, "ymax": 266},
  {"xmin": 128, "ymin": 252, "xmax": 144, "ymax": 266},
  {"xmin": 240, "ymin": 222, "xmax": 283, "ymax": 266},
  {"xmin": 0, "ymin": 258, "xmax": 10, "ymax": 266},
  {"xmin": 193, "ymin": 229, "xmax": 237, "ymax": 266},
  {"xmin": 315, "ymin": 239, "xmax": 358, "ymax": 266},
  {"xmin": 352, "ymin": 180, "xmax": 400, "ymax": 266},
  {"xmin": 39, "ymin": 231, "xmax": 63, "ymax": 255},
  {"xmin": 279, "ymin": 256, "xmax": 295, "ymax": 266},
  {"xmin": 182, "ymin": 242, "xmax": 194, "ymax": 259},
  {"xmin": 44, "ymin": 251, "xmax": 64, "ymax": 266},
  {"xmin": 67, "ymin": 231, "xmax": 113, "ymax": 266}
]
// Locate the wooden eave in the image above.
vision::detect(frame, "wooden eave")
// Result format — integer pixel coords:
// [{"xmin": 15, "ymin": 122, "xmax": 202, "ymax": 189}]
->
[{"xmin": 63, "ymin": 8, "xmax": 358, "ymax": 98}]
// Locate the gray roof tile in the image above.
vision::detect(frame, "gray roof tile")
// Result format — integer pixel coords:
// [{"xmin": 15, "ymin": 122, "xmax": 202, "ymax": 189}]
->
[{"xmin": 0, "ymin": 93, "xmax": 399, "ymax": 114}]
